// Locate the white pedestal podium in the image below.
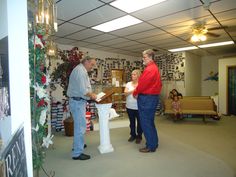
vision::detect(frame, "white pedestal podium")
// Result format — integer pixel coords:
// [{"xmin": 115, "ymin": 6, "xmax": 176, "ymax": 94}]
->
[{"xmin": 95, "ymin": 103, "xmax": 114, "ymax": 154}]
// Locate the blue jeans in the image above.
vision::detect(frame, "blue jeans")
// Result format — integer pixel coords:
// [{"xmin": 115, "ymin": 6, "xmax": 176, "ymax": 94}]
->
[
  {"xmin": 69, "ymin": 98, "xmax": 87, "ymax": 157},
  {"xmin": 126, "ymin": 108, "xmax": 142, "ymax": 138},
  {"xmin": 137, "ymin": 94, "xmax": 159, "ymax": 150}
]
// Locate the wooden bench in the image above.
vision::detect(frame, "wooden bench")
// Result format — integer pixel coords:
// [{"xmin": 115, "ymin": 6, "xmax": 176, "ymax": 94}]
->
[
  {"xmin": 164, "ymin": 98, "xmax": 218, "ymax": 122},
  {"xmin": 182, "ymin": 96, "xmax": 210, "ymax": 99}
]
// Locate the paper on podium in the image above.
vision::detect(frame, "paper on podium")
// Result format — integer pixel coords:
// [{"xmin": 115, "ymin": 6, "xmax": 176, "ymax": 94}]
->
[
  {"xmin": 96, "ymin": 92, "xmax": 106, "ymax": 102},
  {"xmin": 95, "ymin": 89, "xmax": 114, "ymax": 104}
]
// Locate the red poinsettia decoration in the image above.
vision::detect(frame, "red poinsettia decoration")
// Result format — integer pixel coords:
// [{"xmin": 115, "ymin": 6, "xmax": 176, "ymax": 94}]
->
[
  {"xmin": 51, "ymin": 47, "xmax": 83, "ymax": 96},
  {"xmin": 41, "ymin": 75, "xmax": 46, "ymax": 84}
]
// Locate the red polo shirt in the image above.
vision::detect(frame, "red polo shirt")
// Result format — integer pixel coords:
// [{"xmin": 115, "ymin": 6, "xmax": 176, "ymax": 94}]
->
[{"xmin": 133, "ymin": 61, "xmax": 162, "ymax": 96}]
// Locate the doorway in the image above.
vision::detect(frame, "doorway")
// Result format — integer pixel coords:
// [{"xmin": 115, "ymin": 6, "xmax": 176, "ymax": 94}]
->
[{"xmin": 227, "ymin": 66, "xmax": 236, "ymax": 115}]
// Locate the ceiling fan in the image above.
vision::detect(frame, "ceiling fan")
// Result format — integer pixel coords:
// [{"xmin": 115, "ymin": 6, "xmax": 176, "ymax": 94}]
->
[{"xmin": 190, "ymin": 22, "xmax": 227, "ymax": 42}]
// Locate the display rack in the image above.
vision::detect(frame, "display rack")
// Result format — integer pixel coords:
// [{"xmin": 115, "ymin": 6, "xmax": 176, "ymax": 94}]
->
[{"xmin": 111, "ymin": 87, "xmax": 126, "ymax": 116}]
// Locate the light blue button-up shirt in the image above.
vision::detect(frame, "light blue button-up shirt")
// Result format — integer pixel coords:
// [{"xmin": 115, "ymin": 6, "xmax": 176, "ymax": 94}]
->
[{"xmin": 67, "ymin": 63, "xmax": 92, "ymax": 100}]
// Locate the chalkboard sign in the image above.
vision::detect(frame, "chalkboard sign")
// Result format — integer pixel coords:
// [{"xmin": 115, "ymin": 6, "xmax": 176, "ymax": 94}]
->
[{"xmin": 0, "ymin": 126, "xmax": 27, "ymax": 177}]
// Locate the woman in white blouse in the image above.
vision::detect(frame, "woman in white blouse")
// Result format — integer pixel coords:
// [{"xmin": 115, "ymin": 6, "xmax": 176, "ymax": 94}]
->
[{"xmin": 124, "ymin": 69, "xmax": 143, "ymax": 144}]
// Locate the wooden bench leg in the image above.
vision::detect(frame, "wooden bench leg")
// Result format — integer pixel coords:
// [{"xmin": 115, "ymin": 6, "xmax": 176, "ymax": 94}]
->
[{"xmin": 203, "ymin": 115, "xmax": 207, "ymax": 123}]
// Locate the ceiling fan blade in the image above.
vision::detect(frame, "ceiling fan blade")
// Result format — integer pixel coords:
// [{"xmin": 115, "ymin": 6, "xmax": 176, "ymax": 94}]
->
[
  {"xmin": 185, "ymin": 37, "xmax": 191, "ymax": 41},
  {"xmin": 225, "ymin": 26, "xmax": 236, "ymax": 32},
  {"xmin": 207, "ymin": 26, "xmax": 228, "ymax": 31},
  {"xmin": 207, "ymin": 32, "xmax": 220, "ymax": 37}
]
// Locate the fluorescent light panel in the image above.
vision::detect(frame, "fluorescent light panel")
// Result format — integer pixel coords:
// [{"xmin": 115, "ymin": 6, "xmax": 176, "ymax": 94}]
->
[
  {"xmin": 110, "ymin": 0, "xmax": 167, "ymax": 13},
  {"xmin": 169, "ymin": 41, "xmax": 235, "ymax": 52},
  {"xmin": 198, "ymin": 41, "xmax": 234, "ymax": 48},
  {"xmin": 92, "ymin": 15, "xmax": 142, "ymax": 32},
  {"xmin": 168, "ymin": 46, "xmax": 198, "ymax": 52}
]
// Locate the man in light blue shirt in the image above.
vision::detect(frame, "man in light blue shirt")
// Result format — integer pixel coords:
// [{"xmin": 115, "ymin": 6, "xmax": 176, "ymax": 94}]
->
[{"xmin": 67, "ymin": 56, "xmax": 97, "ymax": 160}]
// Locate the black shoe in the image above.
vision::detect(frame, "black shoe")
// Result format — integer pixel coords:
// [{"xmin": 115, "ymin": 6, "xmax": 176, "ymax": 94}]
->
[
  {"xmin": 72, "ymin": 153, "xmax": 91, "ymax": 160},
  {"xmin": 135, "ymin": 138, "xmax": 142, "ymax": 144},
  {"xmin": 128, "ymin": 136, "xmax": 136, "ymax": 142},
  {"xmin": 139, "ymin": 147, "xmax": 156, "ymax": 153}
]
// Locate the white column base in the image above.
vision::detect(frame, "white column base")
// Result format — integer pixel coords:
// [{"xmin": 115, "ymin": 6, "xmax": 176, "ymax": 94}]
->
[
  {"xmin": 98, "ymin": 144, "xmax": 114, "ymax": 154},
  {"xmin": 95, "ymin": 103, "xmax": 114, "ymax": 154}
]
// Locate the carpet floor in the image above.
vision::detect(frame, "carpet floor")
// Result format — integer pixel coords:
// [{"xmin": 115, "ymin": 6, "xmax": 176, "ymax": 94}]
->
[{"xmin": 39, "ymin": 115, "xmax": 236, "ymax": 177}]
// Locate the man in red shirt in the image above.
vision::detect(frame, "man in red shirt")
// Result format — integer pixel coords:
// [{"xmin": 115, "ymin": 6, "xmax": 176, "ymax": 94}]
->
[{"xmin": 133, "ymin": 49, "xmax": 162, "ymax": 153}]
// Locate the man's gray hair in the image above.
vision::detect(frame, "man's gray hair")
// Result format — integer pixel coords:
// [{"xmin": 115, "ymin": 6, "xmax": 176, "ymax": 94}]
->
[
  {"xmin": 81, "ymin": 56, "xmax": 95, "ymax": 64},
  {"xmin": 143, "ymin": 49, "xmax": 155, "ymax": 59}
]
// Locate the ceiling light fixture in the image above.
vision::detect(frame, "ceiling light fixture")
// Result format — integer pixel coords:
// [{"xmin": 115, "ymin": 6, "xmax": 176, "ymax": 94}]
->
[
  {"xmin": 191, "ymin": 28, "xmax": 208, "ymax": 42},
  {"xmin": 168, "ymin": 41, "xmax": 235, "ymax": 52},
  {"xmin": 191, "ymin": 34, "xmax": 207, "ymax": 42},
  {"xmin": 92, "ymin": 15, "xmax": 142, "ymax": 32},
  {"xmin": 198, "ymin": 41, "xmax": 235, "ymax": 48},
  {"xmin": 110, "ymin": 0, "xmax": 167, "ymax": 13},
  {"xmin": 35, "ymin": 0, "xmax": 58, "ymax": 33},
  {"xmin": 168, "ymin": 46, "xmax": 198, "ymax": 52},
  {"xmin": 46, "ymin": 39, "xmax": 57, "ymax": 57}
]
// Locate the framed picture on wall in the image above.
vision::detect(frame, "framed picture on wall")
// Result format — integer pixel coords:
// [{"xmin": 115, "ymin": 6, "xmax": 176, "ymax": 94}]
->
[{"xmin": 0, "ymin": 45, "xmax": 11, "ymax": 119}]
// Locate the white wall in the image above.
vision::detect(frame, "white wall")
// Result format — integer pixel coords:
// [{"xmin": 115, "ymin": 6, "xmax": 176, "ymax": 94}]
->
[
  {"xmin": 0, "ymin": 0, "xmax": 7, "ymax": 39},
  {"xmin": 219, "ymin": 57, "xmax": 236, "ymax": 114},
  {"xmin": 201, "ymin": 56, "xmax": 219, "ymax": 96},
  {"xmin": 185, "ymin": 52, "xmax": 201, "ymax": 96},
  {"xmin": 0, "ymin": 0, "xmax": 33, "ymax": 176}
]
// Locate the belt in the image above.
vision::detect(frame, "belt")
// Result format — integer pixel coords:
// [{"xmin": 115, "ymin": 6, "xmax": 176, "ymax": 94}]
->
[
  {"xmin": 139, "ymin": 94, "xmax": 158, "ymax": 96},
  {"xmin": 70, "ymin": 97, "xmax": 87, "ymax": 101}
]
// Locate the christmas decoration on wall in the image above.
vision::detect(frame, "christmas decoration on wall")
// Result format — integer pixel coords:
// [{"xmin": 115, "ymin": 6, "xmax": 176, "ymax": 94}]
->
[
  {"xmin": 204, "ymin": 71, "xmax": 218, "ymax": 81},
  {"xmin": 51, "ymin": 47, "xmax": 83, "ymax": 96},
  {"xmin": 29, "ymin": 23, "xmax": 55, "ymax": 177},
  {"xmin": 28, "ymin": 0, "xmax": 58, "ymax": 176},
  {"xmin": 155, "ymin": 53, "xmax": 185, "ymax": 81}
]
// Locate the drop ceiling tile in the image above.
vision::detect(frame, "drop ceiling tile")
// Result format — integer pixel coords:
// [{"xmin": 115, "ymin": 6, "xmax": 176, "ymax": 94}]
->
[
  {"xmin": 85, "ymin": 34, "xmax": 117, "ymax": 43},
  {"xmin": 55, "ymin": 38, "xmax": 77, "ymax": 45},
  {"xmin": 67, "ymin": 29, "xmax": 103, "ymax": 40},
  {"xmin": 99, "ymin": 0, "xmax": 114, "ymax": 3},
  {"xmin": 213, "ymin": 9, "xmax": 236, "ymax": 21},
  {"xmin": 51, "ymin": 1, "xmax": 236, "ymax": 57},
  {"xmin": 95, "ymin": 46, "xmax": 116, "ymax": 51},
  {"xmin": 220, "ymin": 18, "xmax": 236, "ymax": 33},
  {"xmin": 148, "ymin": 6, "xmax": 210, "ymax": 27},
  {"xmin": 56, "ymin": 0, "xmax": 104, "ymax": 21},
  {"xmin": 71, "ymin": 5, "xmax": 126, "ymax": 27},
  {"xmin": 99, "ymin": 38, "xmax": 130, "ymax": 46},
  {"xmin": 84, "ymin": 44, "xmax": 104, "ymax": 49},
  {"xmin": 56, "ymin": 22, "xmax": 85, "ymax": 37},
  {"xmin": 132, "ymin": 0, "xmax": 202, "ymax": 21},
  {"xmin": 125, "ymin": 29, "xmax": 164, "ymax": 40},
  {"xmin": 119, "ymin": 43, "xmax": 152, "ymax": 50},
  {"xmin": 71, "ymin": 41, "xmax": 92, "ymax": 47},
  {"xmin": 111, "ymin": 41, "xmax": 141, "ymax": 48},
  {"xmin": 110, "ymin": 23, "xmax": 155, "ymax": 36},
  {"xmin": 136, "ymin": 34, "xmax": 173, "ymax": 43},
  {"xmin": 118, "ymin": 50, "xmax": 140, "ymax": 57},
  {"xmin": 210, "ymin": 0, "xmax": 236, "ymax": 14},
  {"xmin": 157, "ymin": 41, "xmax": 190, "ymax": 49},
  {"xmin": 57, "ymin": 19, "xmax": 65, "ymax": 25}
]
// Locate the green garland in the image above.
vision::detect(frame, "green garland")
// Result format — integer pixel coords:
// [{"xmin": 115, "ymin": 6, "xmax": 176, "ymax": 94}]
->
[{"xmin": 29, "ymin": 23, "xmax": 53, "ymax": 176}]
